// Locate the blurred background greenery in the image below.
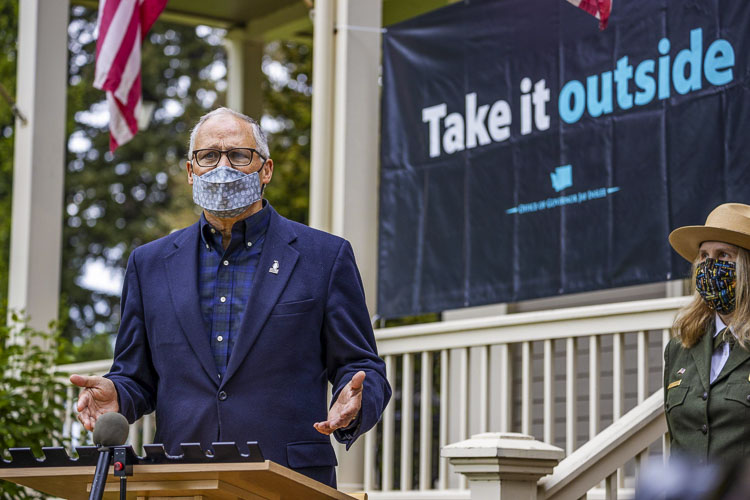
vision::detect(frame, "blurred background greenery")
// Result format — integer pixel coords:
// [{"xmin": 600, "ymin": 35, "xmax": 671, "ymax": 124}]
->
[{"xmin": 0, "ymin": 0, "xmax": 312, "ymax": 363}]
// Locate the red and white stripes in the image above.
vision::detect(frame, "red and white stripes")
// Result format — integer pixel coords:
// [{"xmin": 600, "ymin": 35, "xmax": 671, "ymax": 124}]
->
[
  {"xmin": 94, "ymin": 0, "xmax": 166, "ymax": 151},
  {"xmin": 566, "ymin": 0, "xmax": 613, "ymax": 30}
]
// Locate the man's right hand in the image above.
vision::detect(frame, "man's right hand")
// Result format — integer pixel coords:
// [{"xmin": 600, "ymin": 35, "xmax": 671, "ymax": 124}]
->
[{"xmin": 69, "ymin": 374, "xmax": 119, "ymax": 431}]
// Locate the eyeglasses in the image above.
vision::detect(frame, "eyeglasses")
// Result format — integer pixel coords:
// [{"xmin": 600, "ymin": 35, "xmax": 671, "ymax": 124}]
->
[{"xmin": 192, "ymin": 148, "xmax": 267, "ymax": 168}]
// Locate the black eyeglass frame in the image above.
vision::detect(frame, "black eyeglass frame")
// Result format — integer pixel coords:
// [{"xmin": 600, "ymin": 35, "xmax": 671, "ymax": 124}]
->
[{"xmin": 191, "ymin": 147, "xmax": 267, "ymax": 168}]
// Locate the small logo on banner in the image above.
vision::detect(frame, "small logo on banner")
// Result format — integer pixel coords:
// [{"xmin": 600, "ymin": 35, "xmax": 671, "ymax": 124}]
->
[
  {"xmin": 505, "ymin": 163, "xmax": 620, "ymax": 215},
  {"xmin": 550, "ymin": 164, "xmax": 573, "ymax": 192}
]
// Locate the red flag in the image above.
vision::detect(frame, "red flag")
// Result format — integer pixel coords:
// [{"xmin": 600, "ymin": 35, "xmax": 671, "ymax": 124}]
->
[
  {"xmin": 566, "ymin": 0, "xmax": 612, "ymax": 30},
  {"xmin": 94, "ymin": 0, "xmax": 167, "ymax": 152}
]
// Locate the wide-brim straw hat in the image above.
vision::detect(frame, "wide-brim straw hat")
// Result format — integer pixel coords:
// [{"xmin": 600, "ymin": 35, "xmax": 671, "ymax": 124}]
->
[{"xmin": 669, "ymin": 203, "xmax": 750, "ymax": 262}]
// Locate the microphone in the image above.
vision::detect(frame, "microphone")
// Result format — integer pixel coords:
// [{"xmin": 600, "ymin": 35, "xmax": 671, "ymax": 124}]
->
[{"xmin": 89, "ymin": 412, "xmax": 129, "ymax": 500}]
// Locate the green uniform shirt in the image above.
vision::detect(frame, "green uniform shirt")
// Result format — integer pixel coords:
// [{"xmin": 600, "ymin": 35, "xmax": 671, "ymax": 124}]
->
[{"xmin": 664, "ymin": 329, "xmax": 750, "ymax": 464}]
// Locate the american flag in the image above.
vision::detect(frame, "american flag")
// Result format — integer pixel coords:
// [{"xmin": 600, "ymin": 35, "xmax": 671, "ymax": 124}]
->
[
  {"xmin": 566, "ymin": 0, "xmax": 612, "ymax": 30},
  {"xmin": 94, "ymin": 0, "xmax": 167, "ymax": 151}
]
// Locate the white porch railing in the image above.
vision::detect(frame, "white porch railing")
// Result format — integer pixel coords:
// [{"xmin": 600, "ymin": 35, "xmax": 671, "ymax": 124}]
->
[
  {"xmin": 364, "ymin": 296, "xmax": 687, "ymax": 498},
  {"xmin": 539, "ymin": 389, "xmax": 667, "ymax": 500},
  {"xmin": 57, "ymin": 358, "xmax": 155, "ymax": 452},
  {"xmin": 440, "ymin": 391, "xmax": 667, "ymax": 500},
  {"xmin": 57, "ymin": 296, "xmax": 688, "ymax": 499}
]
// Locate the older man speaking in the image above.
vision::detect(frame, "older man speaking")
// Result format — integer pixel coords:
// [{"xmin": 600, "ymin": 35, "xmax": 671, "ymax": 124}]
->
[{"xmin": 70, "ymin": 107, "xmax": 391, "ymax": 487}]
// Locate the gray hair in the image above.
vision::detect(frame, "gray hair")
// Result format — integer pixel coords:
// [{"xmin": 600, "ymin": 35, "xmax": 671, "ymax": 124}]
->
[{"xmin": 187, "ymin": 107, "xmax": 270, "ymax": 161}]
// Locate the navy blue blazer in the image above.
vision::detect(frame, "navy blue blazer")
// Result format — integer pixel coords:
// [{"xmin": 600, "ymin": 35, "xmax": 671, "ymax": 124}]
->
[{"xmin": 105, "ymin": 205, "xmax": 391, "ymax": 487}]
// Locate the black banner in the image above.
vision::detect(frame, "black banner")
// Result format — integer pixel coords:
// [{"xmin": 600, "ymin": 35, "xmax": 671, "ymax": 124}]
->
[{"xmin": 378, "ymin": 0, "xmax": 750, "ymax": 317}]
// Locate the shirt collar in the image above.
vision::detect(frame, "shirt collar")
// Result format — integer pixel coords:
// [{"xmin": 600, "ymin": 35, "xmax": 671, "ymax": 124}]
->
[
  {"xmin": 199, "ymin": 199, "xmax": 271, "ymax": 251},
  {"xmin": 714, "ymin": 312, "xmax": 730, "ymax": 337}
]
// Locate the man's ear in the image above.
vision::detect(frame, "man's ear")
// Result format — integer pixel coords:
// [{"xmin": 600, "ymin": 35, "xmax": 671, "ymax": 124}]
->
[
  {"xmin": 261, "ymin": 158, "xmax": 274, "ymax": 186},
  {"xmin": 186, "ymin": 160, "xmax": 194, "ymax": 185}
]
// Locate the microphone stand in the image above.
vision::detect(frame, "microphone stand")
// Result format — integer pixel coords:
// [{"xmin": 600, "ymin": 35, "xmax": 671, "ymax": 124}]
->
[
  {"xmin": 88, "ymin": 446, "xmax": 133, "ymax": 500},
  {"xmin": 89, "ymin": 447, "xmax": 112, "ymax": 500},
  {"xmin": 113, "ymin": 446, "xmax": 133, "ymax": 500},
  {"xmin": 88, "ymin": 412, "xmax": 131, "ymax": 500}
]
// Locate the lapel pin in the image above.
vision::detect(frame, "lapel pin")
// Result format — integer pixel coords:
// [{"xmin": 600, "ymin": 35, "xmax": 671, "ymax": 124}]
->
[
  {"xmin": 677, "ymin": 368, "xmax": 686, "ymax": 375},
  {"xmin": 269, "ymin": 260, "xmax": 280, "ymax": 274}
]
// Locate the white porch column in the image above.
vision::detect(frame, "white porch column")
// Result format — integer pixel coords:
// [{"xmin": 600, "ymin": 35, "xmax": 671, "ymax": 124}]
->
[
  {"xmin": 334, "ymin": 0, "xmax": 382, "ymax": 492},
  {"xmin": 309, "ymin": 0, "xmax": 336, "ymax": 233},
  {"xmin": 312, "ymin": 0, "xmax": 383, "ymax": 492},
  {"xmin": 8, "ymin": 0, "xmax": 70, "ymax": 332},
  {"xmin": 443, "ymin": 433, "xmax": 564, "ymax": 500},
  {"xmin": 224, "ymin": 30, "xmax": 264, "ymax": 120},
  {"xmin": 331, "ymin": 0, "xmax": 382, "ymax": 314}
]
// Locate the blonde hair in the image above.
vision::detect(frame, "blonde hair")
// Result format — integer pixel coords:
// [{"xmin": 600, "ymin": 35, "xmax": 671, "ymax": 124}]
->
[{"xmin": 673, "ymin": 246, "xmax": 750, "ymax": 348}]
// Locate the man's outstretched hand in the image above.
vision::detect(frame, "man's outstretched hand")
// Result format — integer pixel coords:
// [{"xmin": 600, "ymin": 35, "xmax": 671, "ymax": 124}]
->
[
  {"xmin": 314, "ymin": 371, "xmax": 365, "ymax": 435},
  {"xmin": 70, "ymin": 374, "xmax": 119, "ymax": 431}
]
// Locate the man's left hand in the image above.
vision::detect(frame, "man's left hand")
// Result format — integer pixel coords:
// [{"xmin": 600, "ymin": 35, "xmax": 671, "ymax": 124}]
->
[{"xmin": 314, "ymin": 371, "xmax": 365, "ymax": 435}]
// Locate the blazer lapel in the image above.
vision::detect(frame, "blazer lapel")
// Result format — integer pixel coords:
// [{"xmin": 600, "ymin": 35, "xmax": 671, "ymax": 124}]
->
[
  {"xmin": 690, "ymin": 331, "xmax": 712, "ymax": 392},
  {"xmin": 164, "ymin": 223, "xmax": 219, "ymax": 385},
  {"xmin": 712, "ymin": 343, "xmax": 750, "ymax": 386},
  {"xmin": 222, "ymin": 208, "xmax": 299, "ymax": 384}
]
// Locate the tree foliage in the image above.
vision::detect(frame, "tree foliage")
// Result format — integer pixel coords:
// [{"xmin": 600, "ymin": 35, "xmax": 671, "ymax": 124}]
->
[
  {"xmin": 0, "ymin": 0, "xmax": 18, "ymax": 325},
  {"xmin": 61, "ymin": 7, "xmax": 229, "ymax": 358},
  {"xmin": 0, "ymin": 7, "xmax": 314, "ymax": 497},
  {"xmin": 0, "ymin": 317, "xmax": 69, "ymax": 498},
  {"xmin": 262, "ymin": 40, "xmax": 312, "ymax": 225},
  {"xmin": 0, "ymin": 3, "xmax": 313, "ymax": 361}
]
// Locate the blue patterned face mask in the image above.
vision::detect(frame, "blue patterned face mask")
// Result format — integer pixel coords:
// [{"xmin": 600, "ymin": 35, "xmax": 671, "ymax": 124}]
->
[
  {"xmin": 192, "ymin": 165, "xmax": 263, "ymax": 218},
  {"xmin": 695, "ymin": 258, "xmax": 737, "ymax": 314}
]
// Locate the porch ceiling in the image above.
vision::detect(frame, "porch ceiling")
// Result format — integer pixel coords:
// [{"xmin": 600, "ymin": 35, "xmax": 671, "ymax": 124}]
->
[
  {"xmin": 72, "ymin": 0, "xmax": 310, "ymax": 35},
  {"xmin": 71, "ymin": 0, "xmax": 460, "ymax": 35},
  {"xmin": 162, "ymin": 0, "xmax": 303, "ymax": 23}
]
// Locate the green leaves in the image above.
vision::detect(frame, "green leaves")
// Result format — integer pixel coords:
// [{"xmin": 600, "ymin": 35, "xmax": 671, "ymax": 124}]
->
[
  {"xmin": 0, "ymin": 317, "xmax": 70, "ymax": 498},
  {"xmin": 0, "ymin": 0, "xmax": 19, "ymax": 326},
  {"xmin": 1, "ymin": 4, "xmax": 315, "ymax": 363},
  {"xmin": 262, "ymin": 40, "xmax": 312, "ymax": 225},
  {"xmin": 61, "ymin": 7, "xmax": 229, "ymax": 352}
]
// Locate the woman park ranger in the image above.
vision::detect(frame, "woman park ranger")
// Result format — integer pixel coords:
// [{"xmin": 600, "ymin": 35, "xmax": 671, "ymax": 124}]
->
[{"xmin": 665, "ymin": 203, "xmax": 750, "ymax": 463}]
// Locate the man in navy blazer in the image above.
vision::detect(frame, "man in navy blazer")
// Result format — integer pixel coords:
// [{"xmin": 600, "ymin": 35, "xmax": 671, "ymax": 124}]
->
[{"xmin": 71, "ymin": 107, "xmax": 391, "ymax": 487}]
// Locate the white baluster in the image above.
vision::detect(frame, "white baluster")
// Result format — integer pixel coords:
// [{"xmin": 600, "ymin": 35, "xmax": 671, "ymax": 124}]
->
[
  {"xmin": 364, "ymin": 425, "xmax": 374, "ymax": 491},
  {"xmin": 635, "ymin": 447, "xmax": 649, "ymax": 482},
  {"xmin": 127, "ymin": 419, "xmax": 140, "ymax": 452},
  {"xmin": 589, "ymin": 335, "xmax": 600, "ymax": 439},
  {"xmin": 63, "ymin": 385, "xmax": 73, "ymax": 440},
  {"xmin": 479, "ymin": 346, "xmax": 489, "ymax": 433},
  {"xmin": 419, "ymin": 351, "xmax": 433, "ymax": 490},
  {"xmin": 458, "ymin": 347, "xmax": 469, "ymax": 490},
  {"xmin": 499, "ymin": 344, "xmax": 512, "ymax": 433},
  {"xmin": 522, "ymin": 341, "xmax": 532, "ymax": 436},
  {"xmin": 382, "ymin": 354, "xmax": 395, "ymax": 491},
  {"xmin": 612, "ymin": 332, "xmax": 624, "ymax": 420},
  {"xmin": 612, "ymin": 332, "xmax": 624, "ymax": 487},
  {"xmin": 401, "ymin": 353, "xmax": 414, "ymax": 491},
  {"xmin": 543, "ymin": 339, "xmax": 554, "ymax": 445},
  {"xmin": 605, "ymin": 470, "xmax": 618, "ymax": 499},
  {"xmin": 566, "ymin": 337, "xmax": 577, "ymax": 455},
  {"xmin": 663, "ymin": 431, "xmax": 670, "ymax": 465},
  {"xmin": 438, "ymin": 349, "xmax": 450, "ymax": 490},
  {"xmin": 142, "ymin": 412, "xmax": 154, "ymax": 448},
  {"xmin": 637, "ymin": 330, "xmax": 648, "ymax": 404}
]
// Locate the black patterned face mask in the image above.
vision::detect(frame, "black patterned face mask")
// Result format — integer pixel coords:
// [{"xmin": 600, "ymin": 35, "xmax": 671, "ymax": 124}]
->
[{"xmin": 695, "ymin": 258, "xmax": 737, "ymax": 314}]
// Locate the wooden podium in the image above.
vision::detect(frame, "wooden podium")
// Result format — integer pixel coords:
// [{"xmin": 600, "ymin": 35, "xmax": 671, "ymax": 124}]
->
[
  {"xmin": 0, "ymin": 460, "xmax": 359, "ymax": 499},
  {"xmin": 0, "ymin": 444, "xmax": 362, "ymax": 500}
]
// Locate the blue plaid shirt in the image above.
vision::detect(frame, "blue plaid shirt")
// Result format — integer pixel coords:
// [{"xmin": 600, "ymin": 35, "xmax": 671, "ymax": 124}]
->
[{"xmin": 198, "ymin": 203, "xmax": 270, "ymax": 379}]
